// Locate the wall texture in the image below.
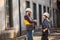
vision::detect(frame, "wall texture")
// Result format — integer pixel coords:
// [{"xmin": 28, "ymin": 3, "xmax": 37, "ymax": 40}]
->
[
  {"xmin": 0, "ymin": 0, "xmax": 57, "ymax": 32},
  {"xmin": 0, "ymin": 0, "xmax": 5, "ymax": 31}
]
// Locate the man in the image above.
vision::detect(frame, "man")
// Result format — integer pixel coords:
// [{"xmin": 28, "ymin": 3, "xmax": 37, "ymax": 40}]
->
[{"xmin": 24, "ymin": 8, "xmax": 37, "ymax": 40}]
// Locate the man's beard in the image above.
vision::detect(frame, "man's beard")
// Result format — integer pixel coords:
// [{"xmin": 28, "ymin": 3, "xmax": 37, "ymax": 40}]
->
[{"xmin": 28, "ymin": 13, "xmax": 31, "ymax": 16}]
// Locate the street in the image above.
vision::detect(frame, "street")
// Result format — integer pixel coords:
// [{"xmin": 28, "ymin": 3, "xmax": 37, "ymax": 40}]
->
[
  {"xmin": 16, "ymin": 32, "xmax": 60, "ymax": 40},
  {"xmin": 0, "ymin": 29, "xmax": 60, "ymax": 40}
]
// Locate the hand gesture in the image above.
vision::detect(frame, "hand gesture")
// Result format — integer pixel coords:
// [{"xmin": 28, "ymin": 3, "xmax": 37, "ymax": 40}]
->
[
  {"xmin": 33, "ymin": 20, "xmax": 37, "ymax": 22},
  {"xmin": 43, "ymin": 28, "xmax": 48, "ymax": 32}
]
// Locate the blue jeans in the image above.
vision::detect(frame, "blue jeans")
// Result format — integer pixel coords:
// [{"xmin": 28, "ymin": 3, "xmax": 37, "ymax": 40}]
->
[{"xmin": 27, "ymin": 30, "xmax": 33, "ymax": 40}]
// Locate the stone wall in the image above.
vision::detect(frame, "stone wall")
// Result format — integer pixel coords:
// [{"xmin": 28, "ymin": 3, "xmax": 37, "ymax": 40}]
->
[{"xmin": 0, "ymin": 0, "xmax": 5, "ymax": 31}]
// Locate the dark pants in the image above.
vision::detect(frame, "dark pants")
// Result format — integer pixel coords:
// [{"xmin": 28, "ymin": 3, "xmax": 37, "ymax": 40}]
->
[{"xmin": 41, "ymin": 30, "xmax": 48, "ymax": 40}]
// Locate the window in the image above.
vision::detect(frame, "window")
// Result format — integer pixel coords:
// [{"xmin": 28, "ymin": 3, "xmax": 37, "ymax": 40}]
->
[
  {"xmin": 6, "ymin": 0, "xmax": 13, "ymax": 27},
  {"xmin": 47, "ymin": 7, "xmax": 49, "ymax": 13},
  {"xmin": 57, "ymin": 0, "xmax": 60, "ymax": 10},
  {"xmin": 39, "ymin": 5, "xmax": 42, "ymax": 24},
  {"xmin": 43, "ymin": 6, "xmax": 46, "ymax": 13},
  {"xmin": 33, "ymin": 3, "xmax": 37, "ymax": 19},
  {"xmin": 26, "ymin": 1, "xmax": 30, "ymax": 8}
]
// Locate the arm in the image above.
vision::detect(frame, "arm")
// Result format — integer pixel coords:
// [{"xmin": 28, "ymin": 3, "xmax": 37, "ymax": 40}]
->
[
  {"xmin": 42, "ymin": 20, "xmax": 49, "ymax": 32},
  {"xmin": 24, "ymin": 15, "xmax": 35, "ymax": 23},
  {"xmin": 44, "ymin": 20, "xmax": 49, "ymax": 28}
]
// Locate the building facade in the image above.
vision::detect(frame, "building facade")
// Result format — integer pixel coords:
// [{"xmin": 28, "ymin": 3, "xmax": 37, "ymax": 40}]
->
[
  {"xmin": 57, "ymin": 0, "xmax": 60, "ymax": 27},
  {"xmin": 0, "ymin": 0, "xmax": 57, "ymax": 36}
]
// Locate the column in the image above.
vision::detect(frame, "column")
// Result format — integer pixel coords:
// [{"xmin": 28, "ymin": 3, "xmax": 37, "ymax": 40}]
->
[
  {"xmin": 42, "ymin": 5, "xmax": 43, "ymax": 22},
  {"xmin": 37, "ymin": 3, "xmax": 40, "ymax": 27},
  {"xmin": 12, "ymin": 0, "xmax": 19, "ymax": 33},
  {"xmin": 0, "ymin": 0, "xmax": 5, "ymax": 31},
  {"xmin": 20, "ymin": 0, "xmax": 26, "ymax": 30},
  {"xmin": 30, "ymin": 0, "xmax": 33, "ymax": 18}
]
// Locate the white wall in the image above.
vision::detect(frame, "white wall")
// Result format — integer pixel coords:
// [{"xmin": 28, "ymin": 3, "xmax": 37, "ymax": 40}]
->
[
  {"xmin": 0, "ymin": 0, "xmax": 5, "ymax": 31},
  {"xmin": 12, "ymin": 0, "xmax": 20, "ymax": 33},
  {"xmin": 20, "ymin": 0, "xmax": 26, "ymax": 30}
]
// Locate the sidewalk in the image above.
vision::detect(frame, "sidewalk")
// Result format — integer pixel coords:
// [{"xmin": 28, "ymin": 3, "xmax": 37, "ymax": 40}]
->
[
  {"xmin": 0, "ymin": 29, "xmax": 60, "ymax": 40},
  {"xmin": 16, "ymin": 32, "xmax": 60, "ymax": 40},
  {"xmin": 0, "ymin": 33, "xmax": 60, "ymax": 40},
  {"xmin": 33, "ymin": 36, "xmax": 60, "ymax": 40},
  {"xmin": 33, "ymin": 32, "xmax": 60, "ymax": 40}
]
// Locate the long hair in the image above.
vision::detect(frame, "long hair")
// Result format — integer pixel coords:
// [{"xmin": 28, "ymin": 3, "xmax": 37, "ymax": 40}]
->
[{"xmin": 46, "ymin": 17, "xmax": 51, "ymax": 22}]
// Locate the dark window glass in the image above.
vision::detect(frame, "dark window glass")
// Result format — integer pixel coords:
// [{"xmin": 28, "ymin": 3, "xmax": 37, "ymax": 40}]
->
[
  {"xmin": 43, "ymin": 6, "xmax": 46, "ymax": 13},
  {"xmin": 39, "ymin": 5, "xmax": 42, "ymax": 24},
  {"xmin": 26, "ymin": 1, "xmax": 30, "ymax": 8},
  {"xmin": 57, "ymin": 0, "xmax": 60, "ymax": 10},
  {"xmin": 6, "ymin": 0, "xmax": 13, "ymax": 27},
  {"xmin": 33, "ymin": 3, "xmax": 37, "ymax": 19},
  {"xmin": 47, "ymin": 7, "xmax": 49, "ymax": 13}
]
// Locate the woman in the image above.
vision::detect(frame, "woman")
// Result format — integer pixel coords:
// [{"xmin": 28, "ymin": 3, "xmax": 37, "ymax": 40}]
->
[
  {"xmin": 41, "ymin": 12, "xmax": 50, "ymax": 40},
  {"xmin": 24, "ymin": 8, "xmax": 37, "ymax": 40}
]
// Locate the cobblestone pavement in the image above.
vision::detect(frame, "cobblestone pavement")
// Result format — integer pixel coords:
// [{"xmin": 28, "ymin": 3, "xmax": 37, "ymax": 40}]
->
[
  {"xmin": 33, "ymin": 33, "xmax": 60, "ymax": 40},
  {"xmin": 16, "ymin": 35, "xmax": 60, "ymax": 40},
  {"xmin": 0, "ymin": 30, "xmax": 60, "ymax": 40},
  {"xmin": 33, "ymin": 36, "xmax": 60, "ymax": 40},
  {"xmin": 18, "ymin": 33, "xmax": 60, "ymax": 40},
  {"xmin": 14, "ymin": 33, "xmax": 60, "ymax": 40}
]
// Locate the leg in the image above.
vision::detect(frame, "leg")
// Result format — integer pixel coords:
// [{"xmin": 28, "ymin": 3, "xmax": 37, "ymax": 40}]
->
[
  {"xmin": 27, "ymin": 30, "xmax": 33, "ymax": 40},
  {"xmin": 44, "ymin": 30, "xmax": 48, "ymax": 40},
  {"xmin": 41, "ymin": 30, "xmax": 48, "ymax": 40},
  {"xmin": 41, "ymin": 32, "xmax": 46, "ymax": 40}
]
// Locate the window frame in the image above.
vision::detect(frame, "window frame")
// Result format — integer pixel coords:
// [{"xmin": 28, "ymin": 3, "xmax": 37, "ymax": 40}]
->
[
  {"xmin": 33, "ymin": 3, "xmax": 37, "ymax": 19},
  {"xmin": 39, "ymin": 4, "xmax": 42, "ymax": 24},
  {"xmin": 26, "ymin": 1, "xmax": 30, "ymax": 8},
  {"xmin": 43, "ymin": 6, "xmax": 46, "ymax": 13},
  {"xmin": 5, "ymin": 0, "xmax": 13, "ymax": 28}
]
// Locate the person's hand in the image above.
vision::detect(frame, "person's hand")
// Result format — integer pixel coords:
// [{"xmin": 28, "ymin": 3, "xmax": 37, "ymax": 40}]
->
[
  {"xmin": 45, "ymin": 28, "xmax": 48, "ymax": 30},
  {"xmin": 33, "ymin": 20, "xmax": 37, "ymax": 22},
  {"xmin": 43, "ymin": 28, "xmax": 48, "ymax": 32},
  {"xmin": 43, "ymin": 29, "xmax": 46, "ymax": 32}
]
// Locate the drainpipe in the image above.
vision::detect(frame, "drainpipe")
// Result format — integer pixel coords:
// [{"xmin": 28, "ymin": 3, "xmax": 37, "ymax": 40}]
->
[{"xmin": 18, "ymin": 0, "xmax": 21, "ymax": 36}]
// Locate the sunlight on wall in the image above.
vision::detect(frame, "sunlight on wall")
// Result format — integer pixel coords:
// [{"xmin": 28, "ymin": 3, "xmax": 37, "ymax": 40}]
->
[{"xmin": 0, "ymin": 0, "xmax": 5, "ymax": 31}]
